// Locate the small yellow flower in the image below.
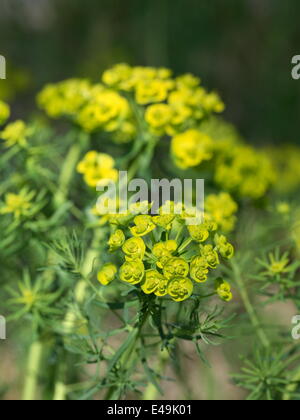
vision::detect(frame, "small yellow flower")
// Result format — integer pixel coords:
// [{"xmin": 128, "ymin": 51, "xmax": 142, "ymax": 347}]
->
[
  {"xmin": 119, "ymin": 260, "xmax": 145, "ymax": 285},
  {"xmin": 102, "ymin": 63, "xmax": 133, "ymax": 89},
  {"xmin": 135, "ymin": 79, "xmax": 172, "ymax": 105},
  {"xmin": 188, "ymin": 225, "xmax": 210, "ymax": 243},
  {"xmin": 130, "ymin": 215, "xmax": 156, "ymax": 237},
  {"xmin": 214, "ymin": 235, "xmax": 235, "ymax": 259},
  {"xmin": 205, "ymin": 193, "xmax": 238, "ymax": 233},
  {"xmin": 1, "ymin": 189, "xmax": 35, "ymax": 219},
  {"xmin": 0, "ymin": 100, "xmax": 10, "ymax": 125},
  {"xmin": 215, "ymin": 278, "xmax": 233, "ymax": 302},
  {"xmin": 77, "ymin": 151, "xmax": 118, "ymax": 188},
  {"xmin": 0, "ymin": 120, "xmax": 29, "ymax": 148},
  {"xmin": 145, "ymin": 103, "xmax": 173, "ymax": 134},
  {"xmin": 163, "ymin": 257, "xmax": 189, "ymax": 280},
  {"xmin": 168, "ymin": 277, "xmax": 194, "ymax": 302},
  {"xmin": 122, "ymin": 237, "xmax": 146, "ymax": 261},
  {"xmin": 268, "ymin": 253, "xmax": 289, "ymax": 275},
  {"xmin": 171, "ymin": 129, "xmax": 213, "ymax": 169},
  {"xmin": 108, "ymin": 230, "xmax": 125, "ymax": 252},
  {"xmin": 141, "ymin": 270, "xmax": 166, "ymax": 295},
  {"xmin": 97, "ymin": 264, "xmax": 117, "ymax": 286},
  {"xmin": 152, "ymin": 240, "xmax": 178, "ymax": 268},
  {"xmin": 190, "ymin": 256, "xmax": 209, "ymax": 283},
  {"xmin": 200, "ymin": 245, "xmax": 220, "ymax": 269}
]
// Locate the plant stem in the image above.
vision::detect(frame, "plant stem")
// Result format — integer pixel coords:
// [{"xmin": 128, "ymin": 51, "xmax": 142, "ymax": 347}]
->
[
  {"xmin": 22, "ymin": 340, "xmax": 43, "ymax": 400},
  {"xmin": 22, "ymin": 132, "xmax": 88, "ymax": 401},
  {"xmin": 232, "ymin": 261, "xmax": 270, "ymax": 349},
  {"xmin": 53, "ymin": 138, "xmax": 85, "ymax": 209},
  {"xmin": 143, "ymin": 348, "xmax": 169, "ymax": 400},
  {"xmin": 53, "ymin": 229, "xmax": 104, "ymax": 400},
  {"xmin": 105, "ymin": 306, "xmax": 151, "ymax": 400}
]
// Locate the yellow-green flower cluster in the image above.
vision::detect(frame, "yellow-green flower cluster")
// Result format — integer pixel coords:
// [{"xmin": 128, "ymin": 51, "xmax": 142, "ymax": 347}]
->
[
  {"xmin": 77, "ymin": 151, "xmax": 118, "ymax": 188},
  {"xmin": 37, "ymin": 79, "xmax": 136, "ymax": 143},
  {"xmin": 101, "ymin": 64, "xmax": 224, "ymax": 137},
  {"xmin": 37, "ymin": 65, "xmax": 225, "ymax": 147},
  {"xmin": 97, "ymin": 264, "xmax": 117, "ymax": 286},
  {"xmin": 0, "ymin": 189, "xmax": 36, "ymax": 219},
  {"xmin": 0, "ymin": 100, "xmax": 10, "ymax": 125},
  {"xmin": 205, "ymin": 193, "xmax": 238, "ymax": 233},
  {"xmin": 0, "ymin": 120, "xmax": 29, "ymax": 148},
  {"xmin": 97, "ymin": 201, "xmax": 234, "ymax": 303},
  {"xmin": 171, "ymin": 129, "xmax": 214, "ymax": 169},
  {"xmin": 214, "ymin": 144, "xmax": 276, "ymax": 199}
]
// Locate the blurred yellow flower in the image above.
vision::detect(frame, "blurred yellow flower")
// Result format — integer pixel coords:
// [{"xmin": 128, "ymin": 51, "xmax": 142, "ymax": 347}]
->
[
  {"xmin": 171, "ymin": 129, "xmax": 213, "ymax": 169},
  {"xmin": 97, "ymin": 264, "xmax": 117, "ymax": 286},
  {"xmin": 0, "ymin": 120, "xmax": 29, "ymax": 148},
  {"xmin": 77, "ymin": 151, "xmax": 118, "ymax": 188}
]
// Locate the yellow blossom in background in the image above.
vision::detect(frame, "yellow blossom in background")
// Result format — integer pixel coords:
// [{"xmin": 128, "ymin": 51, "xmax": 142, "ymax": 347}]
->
[
  {"xmin": 0, "ymin": 189, "xmax": 35, "ymax": 219},
  {"xmin": 0, "ymin": 120, "xmax": 29, "ymax": 148},
  {"xmin": 171, "ymin": 129, "xmax": 213, "ymax": 169},
  {"xmin": 0, "ymin": 100, "xmax": 10, "ymax": 125},
  {"xmin": 215, "ymin": 144, "xmax": 276, "ymax": 200},
  {"xmin": 77, "ymin": 88, "xmax": 131, "ymax": 133},
  {"xmin": 37, "ymin": 79, "xmax": 92, "ymax": 118},
  {"xmin": 145, "ymin": 103, "xmax": 173, "ymax": 135},
  {"xmin": 205, "ymin": 193, "xmax": 238, "ymax": 233},
  {"xmin": 97, "ymin": 264, "xmax": 117, "ymax": 286},
  {"xmin": 77, "ymin": 151, "xmax": 118, "ymax": 188}
]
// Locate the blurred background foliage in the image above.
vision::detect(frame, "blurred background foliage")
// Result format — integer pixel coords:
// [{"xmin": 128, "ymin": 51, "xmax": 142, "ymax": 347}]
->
[{"xmin": 0, "ymin": 0, "xmax": 300, "ymax": 144}]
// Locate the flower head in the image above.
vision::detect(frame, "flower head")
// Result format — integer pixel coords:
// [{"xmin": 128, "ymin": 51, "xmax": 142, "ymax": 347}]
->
[
  {"xmin": 215, "ymin": 278, "xmax": 233, "ymax": 302},
  {"xmin": 0, "ymin": 189, "xmax": 36, "ymax": 219},
  {"xmin": 108, "ymin": 230, "xmax": 125, "ymax": 252},
  {"xmin": 120, "ymin": 260, "xmax": 145, "ymax": 284},
  {"xmin": 171, "ymin": 129, "xmax": 213, "ymax": 169},
  {"xmin": 0, "ymin": 120, "xmax": 29, "ymax": 148},
  {"xmin": 77, "ymin": 151, "xmax": 118, "ymax": 188},
  {"xmin": 122, "ymin": 237, "xmax": 146, "ymax": 261},
  {"xmin": 97, "ymin": 264, "xmax": 117, "ymax": 286},
  {"xmin": 167, "ymin": 277, "xmax": 194, "ymax": 302}
]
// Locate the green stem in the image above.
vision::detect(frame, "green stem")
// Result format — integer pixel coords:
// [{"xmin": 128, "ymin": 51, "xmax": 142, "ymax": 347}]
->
[
  {"xmin": 54, "ymin": 229, "xmax": 104, "ymax": 400},
  {"xmin": 22, "ymin": 132, "xmax": 87, "ymax": 401},
  {"xmin": 53, "ymin": 140, "xmax": 85, "ymax": 208},
  {"xmin": 53, "ymin": 351, "xmax": 67, "ymax": 401},
  {"xmin": 105, "ymin": 308, "xmax": 151, "ymax": 400},
  {"xmin": 178, "ymin": 237, "xmax": 193, "ymax": 254},
  {"xmin": 22, "ymin": 340, "xmax": 43, "ymax": 400},
  {"xmin": 232, "ymin": 261, "xmax": 270, "ymax": 349},
  {"xmin": 143, "ymin": 348, "xmax": 169, "ymax": 400}
]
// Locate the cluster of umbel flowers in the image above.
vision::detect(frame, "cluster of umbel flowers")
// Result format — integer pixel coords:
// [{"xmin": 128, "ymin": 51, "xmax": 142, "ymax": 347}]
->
[{"xmin": 97, "ymin": 201, "xmax": 234, "ymax": 303}]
